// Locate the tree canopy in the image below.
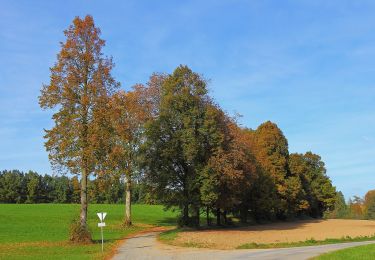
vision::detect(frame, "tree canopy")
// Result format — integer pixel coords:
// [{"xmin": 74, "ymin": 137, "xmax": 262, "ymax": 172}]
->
[{"xmin": 37, "ymin": 15, "xmax": 345, "ymax": 231}]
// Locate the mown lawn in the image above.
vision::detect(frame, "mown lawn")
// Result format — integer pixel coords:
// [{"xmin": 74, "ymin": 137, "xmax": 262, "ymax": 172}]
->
[
  {"xmin": 0, "ymin": 204, "xmax": 178, "ymax": 259},
  {"xmin": 314, "ymin": 243, "xmax": 375, "ymax": 260}
]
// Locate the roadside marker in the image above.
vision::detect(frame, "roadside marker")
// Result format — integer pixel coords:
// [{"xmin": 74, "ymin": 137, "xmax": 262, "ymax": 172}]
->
[
  {"xmin": 97, "ymin": 212, "xmax": 107, "ymax": 252},
  {"xmin": 97, "ymin": 212, "xmax": 107, "ymax": 222}
]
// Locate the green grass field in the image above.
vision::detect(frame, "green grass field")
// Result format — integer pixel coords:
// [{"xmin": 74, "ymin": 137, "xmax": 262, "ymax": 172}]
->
[
  {"xmin": 314, "ymin": 243, "xmax": 375, "ymax": 259},
  {"xmin": 0, "ymin": 204, "xmax": 178, "ymax": 259}
]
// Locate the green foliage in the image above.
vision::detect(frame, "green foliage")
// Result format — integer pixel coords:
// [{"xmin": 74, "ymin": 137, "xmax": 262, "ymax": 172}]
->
[
  {"xmin": 289, "ymin": 152, "xmax": 337, "ymax": 217},
  {"xmin": 139, "ymin": 66, "xmax": 339, "ymax": 225},
  {"xmin": 0, "ymin": 170, "xmax": 26, "ymax": 203},
  {"xmin": 142, "ymin": 65, "xmax": 213, "ymax": 226},
  {"xmin": 0, "ymin": 170, "xmax": 162, "ymax": 205},
  {"xmin": 366, "ymin": 200, "xmax": 375, "ymax": 219},
  {"xmin": 25, "ymin": 172, "xmax": 41, "ymax": 203},
  {"xmin": 324, "ymin": 191, "xmax": 349, "ymax": 219}
]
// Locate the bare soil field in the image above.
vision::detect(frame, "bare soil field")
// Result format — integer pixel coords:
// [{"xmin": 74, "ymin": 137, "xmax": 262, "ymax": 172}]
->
[{"xmin": 173, "ymin": 219, "xmax": 375, "ymax": 249}]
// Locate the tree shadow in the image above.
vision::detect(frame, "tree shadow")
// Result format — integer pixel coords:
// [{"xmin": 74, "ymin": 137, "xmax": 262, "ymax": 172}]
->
[
  {"xmin": 154, "ymin": 217, "xmax": 178, "ymax": 226},
  {"xmin": 181, "ymin": 219, "xmax": 326, "ymax": 233}
]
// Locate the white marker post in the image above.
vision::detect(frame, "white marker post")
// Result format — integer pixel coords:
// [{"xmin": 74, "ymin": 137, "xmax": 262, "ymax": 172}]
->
[{"xmin": 97, "ymin": 212, "xmax": 107, "ymax": 252}]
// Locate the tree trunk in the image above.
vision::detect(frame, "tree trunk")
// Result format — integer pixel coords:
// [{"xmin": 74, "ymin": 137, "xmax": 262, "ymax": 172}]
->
[
  {"xmin": 124, "ymin": 174, "xmax": 132, "ymax": 226},
  {"xmin": 206, "ymin": 206, "xmax": 210, "ymax": 226},
  {"xmin": 80, "ymin": 168, "xmax": 88, "ymax": 227},
  {"xmin": 240, "ymin": 206, "xmax": 248, "ymax": 224},
  {"xmin": 223, "ymin": 210, "xmax": 228, "ymax": 225},
  {"xmin": 195, "ymin": 206, "xmax": 200, "ymax": 227},
  {"xmin": 216, "ymin": 208, "xmax": 221, "ymax": 226},
  {"xmin": 183, "ymin": 204, "xmax": 189, "ymax": 226}
]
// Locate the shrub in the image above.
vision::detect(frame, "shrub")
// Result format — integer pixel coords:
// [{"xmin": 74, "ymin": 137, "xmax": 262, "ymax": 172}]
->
[{"xmin": 69, "ymin": 216, "xmax": 92, "ymax": 244}]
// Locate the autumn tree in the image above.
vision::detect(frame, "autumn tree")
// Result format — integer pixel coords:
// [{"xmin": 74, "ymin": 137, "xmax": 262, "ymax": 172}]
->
[
  {"xmin": 39, "ymin": 15, "xmax": 119, "ymax": 239},
  {"xmin": 238, "ymin": 129, "xmax": 274, "ymax": 222},
  {"xmin": 201, "ymin": 111, "xmax": 257, "ymax": 225},
  {"xmin": 289, "ymin": 152, "xmax": 336, "ymax": 217},
  {"xmin": 288, "ymin": 153, "xmax": 311, "ymax": 216},
  {"xmin": 348, "ymin": 196, "xmax": 364, "ymax": 219},
  {"xmin": 364, "ymin": 190, "xmax": 375, "ymax": 219},
  {"xmin": 142, "ymin": 65, "xmax": 213, "ymax": 226},
  {"xmin": 251, "ymin": 121, "xmax": 290, "ymax": 218},
  {"xmin": 199, "ymin": 104, "xmax": 233, "ymax": 225},
  {"xmin": 108, "ymin": 81, "xmax": 158, "ymax": 226}
]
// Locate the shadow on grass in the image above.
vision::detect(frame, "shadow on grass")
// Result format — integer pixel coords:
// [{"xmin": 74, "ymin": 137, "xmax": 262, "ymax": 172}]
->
[{"xmin": 153, "ymin": 217, "xmax": 178, "ymax": 226}]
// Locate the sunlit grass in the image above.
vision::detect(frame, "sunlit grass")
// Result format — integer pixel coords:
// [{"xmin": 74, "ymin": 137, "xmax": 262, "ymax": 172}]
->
[
  {"xmin": 313, "ymin": 243, "xmax": 375, "ymax": 260},
  {"xmin": 0, "ymin": 204, "xmax": 178, "ymax": 259}
]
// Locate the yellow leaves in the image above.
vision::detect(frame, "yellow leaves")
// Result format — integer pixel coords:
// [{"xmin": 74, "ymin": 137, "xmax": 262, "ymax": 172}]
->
[
  {"xmin": 40, "ymin": 15, "xmax": 119, "ymax": 175},
  {"xmin": 81, "ymin": 95, "xmax": 90, "ymax": 106},
  {"xmin": 299, "ymin": 200, "xmax": 310, "ymax": 210}
]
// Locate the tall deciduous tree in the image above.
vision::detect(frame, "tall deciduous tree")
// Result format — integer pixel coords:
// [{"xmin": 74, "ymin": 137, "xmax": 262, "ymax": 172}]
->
[
  {"xmin": 39, "ymin": 15, "xmax": 119, "ymax": 235},
  {"xmin": 108, "ymin": 81, "xmax": 157, "ymax": 226},
  {"xmin": 364, "ymin": 190, "xmax": 375, "ymax": 219},
  {"xmin": 289, "ymin": 152, "xmax": 336, "ymax": 217},
  {"xmin": 201, "ymin": 110, "xmax": 257, "ymax": 225},
  {"xmin": 252, "ymin": 121, "xmax": 290, "ymax": 218},
  {"xmin": 142, "ymin": 65, "xmax": 211, "ymax": 226}
]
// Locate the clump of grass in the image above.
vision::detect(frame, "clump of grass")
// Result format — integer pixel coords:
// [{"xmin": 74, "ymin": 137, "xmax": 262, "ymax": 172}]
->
[
  {"xmin": 182, "ymin": 241, "xmax": 210, "ymax": 248},
  {"xmin": 69, "ymin": 217, "xmax": 92, "ymax": 244},
  {"xmin": 159, "ymin": 228, "xmax": 181, "ymax": 242},
  {"xmin": 237, "ymin": 234, "xmax": 375, "ymax": 249}
]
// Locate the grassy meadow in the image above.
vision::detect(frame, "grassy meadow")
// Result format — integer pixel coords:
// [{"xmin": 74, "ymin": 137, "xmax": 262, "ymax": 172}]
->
[{"xmin": 0, "ymin": 204, "xmax": 178, "ymax": 259}]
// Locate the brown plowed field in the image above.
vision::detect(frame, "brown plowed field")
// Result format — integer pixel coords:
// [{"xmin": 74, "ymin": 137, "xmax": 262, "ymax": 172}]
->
[{"xmin": 174, "ymin": 219, "xmax": 375, "ymax": 249}]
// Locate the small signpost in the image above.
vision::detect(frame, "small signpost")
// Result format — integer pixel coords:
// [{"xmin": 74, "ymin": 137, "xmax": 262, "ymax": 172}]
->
[{"xmin": 97, "ymin": 212, "xmax": 107, "ymax": 252}]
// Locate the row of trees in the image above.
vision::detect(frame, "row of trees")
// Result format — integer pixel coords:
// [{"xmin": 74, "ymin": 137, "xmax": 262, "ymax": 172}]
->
[
  {"xmin": 0, "ymin": 170, "xmax": 156, "ymax": 204},
  {"xmin": 327, "ymin": 190, "xmax": 375, "ymax": 220},
  {"xmin": 39, "ymin": 15, "xmax": 338, "ymax": 241},
  {"xmin": 141, "ymin": 66, "xmax": 337, "ymax": 225}
]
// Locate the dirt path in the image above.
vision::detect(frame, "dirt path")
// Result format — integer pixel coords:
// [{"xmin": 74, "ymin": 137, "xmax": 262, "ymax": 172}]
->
[{"xmin": 112, "ymin": 231, "xmax": 375, "ymax": 260}]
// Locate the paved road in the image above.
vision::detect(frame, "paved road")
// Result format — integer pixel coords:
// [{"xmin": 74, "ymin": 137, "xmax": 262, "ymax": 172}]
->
[{"xmin": 112, "ymin": 231, "xmax": 375, "ymax": 260}]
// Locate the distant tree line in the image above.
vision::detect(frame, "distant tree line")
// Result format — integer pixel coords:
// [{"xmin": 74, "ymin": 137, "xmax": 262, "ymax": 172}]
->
[
  {"xmin": 0, "ymin": 170, "xmax": 156, "ymax": 204},
  {"xmin": 326, "ymin": 190, "xmax": 375, "ymax": 220},
  {"xmin": 37, "ymin": 15, "xmax": 349, "ymax": 240}
]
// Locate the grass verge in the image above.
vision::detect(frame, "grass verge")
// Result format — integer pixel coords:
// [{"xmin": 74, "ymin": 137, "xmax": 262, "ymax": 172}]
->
[
  {"xmin": 312, "ymin": 243, "xmax": 375, "ymax": 259},
  {"xmin": 237, "ymin": 235, "xmax": 375, "ymax": 249},
  {"xmin": 159, "ymin": 228, "xmax": 375, "ymax": 250},
  {"xmin": 158, "ymin": 228, "xmax": 181, "ymax": 242}
]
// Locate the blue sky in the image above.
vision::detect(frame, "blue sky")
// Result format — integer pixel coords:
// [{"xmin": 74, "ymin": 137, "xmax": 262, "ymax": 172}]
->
[{"xmin": 0, "ymin": 0, "xmax": 374, "ymax": 199}]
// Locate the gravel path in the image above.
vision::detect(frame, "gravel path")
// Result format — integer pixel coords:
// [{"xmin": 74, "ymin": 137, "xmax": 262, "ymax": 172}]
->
[{"xmin": 112, "ymin": 231, "xmax": 375, "ymax": 260}]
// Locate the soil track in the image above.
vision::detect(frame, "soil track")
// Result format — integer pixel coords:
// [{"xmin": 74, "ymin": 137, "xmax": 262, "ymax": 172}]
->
[{"xmin": 174, "ymin": 219, "xmax": 375, "ymax": 249}]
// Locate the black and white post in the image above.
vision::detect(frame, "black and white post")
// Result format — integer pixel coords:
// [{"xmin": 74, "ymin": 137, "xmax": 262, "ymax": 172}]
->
[{"xmin": 97, "ymin": 212, "xmax": 107, "ymax": 252}]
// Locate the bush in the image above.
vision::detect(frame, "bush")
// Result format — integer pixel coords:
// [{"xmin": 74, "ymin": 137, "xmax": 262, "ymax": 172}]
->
[{"xmin": 69, "ymin": 217, "xmax": 92, "ymax": 243}]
